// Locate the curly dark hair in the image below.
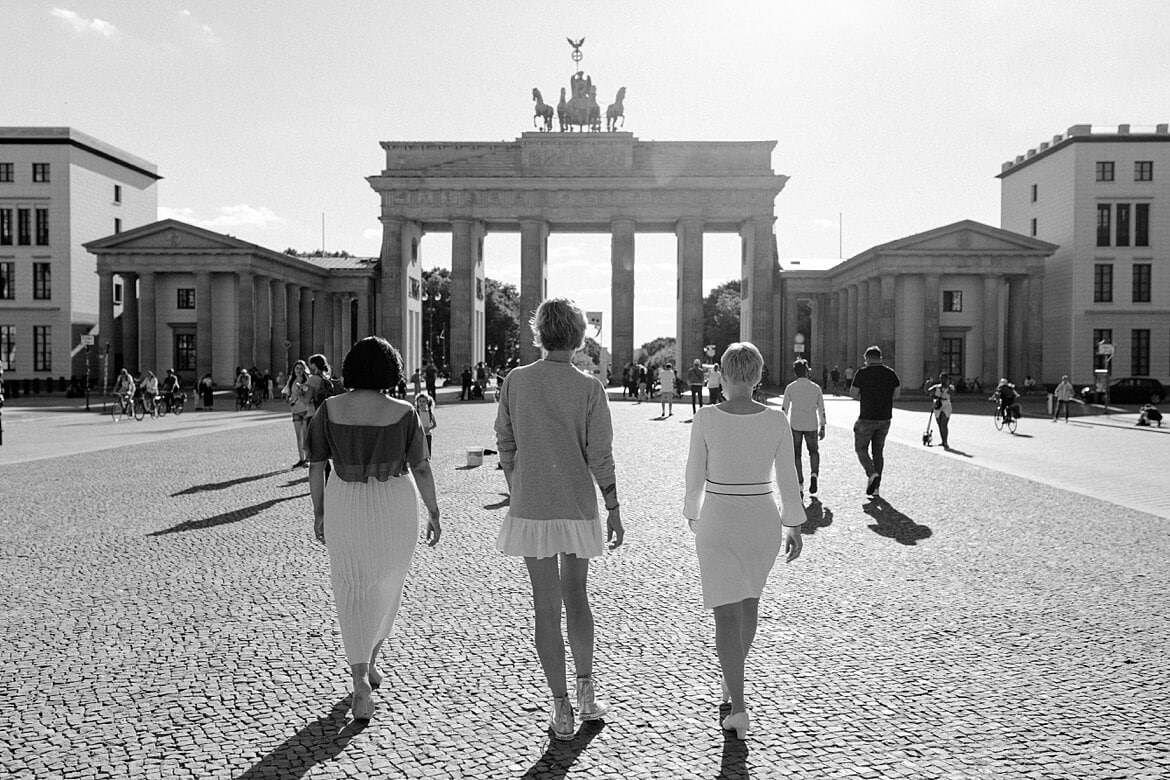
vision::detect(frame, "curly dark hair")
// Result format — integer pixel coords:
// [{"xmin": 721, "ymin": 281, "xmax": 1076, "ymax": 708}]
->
[{"xmin": 341, "ymin": 336, "xmax": 402, "ymax": 391}]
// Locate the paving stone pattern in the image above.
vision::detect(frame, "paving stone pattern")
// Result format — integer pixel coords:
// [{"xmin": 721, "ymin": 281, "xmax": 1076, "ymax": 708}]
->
[{"xmin": 1, "ymin": 399, "xmax": 1167, "ymax": 779}]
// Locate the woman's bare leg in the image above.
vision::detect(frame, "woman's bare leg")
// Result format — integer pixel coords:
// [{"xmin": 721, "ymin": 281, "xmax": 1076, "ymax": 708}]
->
[
  {"xmin": 559, "ymin": 554, "xmax": 594, "ymax": 679},
  {"xmin": 714, "ymin": 601, "xmax": 747, "ymax": 715},
  {"xmin": 368, "ymin": 639, "xmax": 385, "ymax": 688},
  {"xmin": 525, "ymin": 556, "xmax": 567, "ymax": 697}
]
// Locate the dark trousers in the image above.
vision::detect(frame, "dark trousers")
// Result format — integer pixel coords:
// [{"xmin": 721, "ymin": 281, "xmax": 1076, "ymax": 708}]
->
[
  {"xmin": 690, "ymin": 384, "xmax": 703, "ymax": 411},
  {"xmin": 1054, "ymin": 400, "xmax": 1070, "ymax": 421},
  {"xmin": 708, "ymin": 387, "xmax": 722, "ymax": 404},
  {"xmin": 853, "ymin": 418, "xmax": 891, "ymax": 476},
  {"xmin": 791, "ymin": 429, "xmax": 820, "ymax": 484}
]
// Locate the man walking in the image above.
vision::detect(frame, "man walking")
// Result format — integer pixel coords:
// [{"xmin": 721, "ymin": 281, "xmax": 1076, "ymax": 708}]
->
[
  {"xmin": 1053, "ymin": 374, "xmax": 1075, "ymax": 422},
  {"xmin": 848, "ymin": 346, "xmax": 900, "ymax": 497},
  {"xmin": 686, "ymin": 358, "xmax": 706, "ymax": 413},
  {"xmin": 423, "ymin": 361, "xmax": 437, "ymax": 400},
  {"xmin": 782, "ymin": 359, "xmax": 826, "ymax": 498}
]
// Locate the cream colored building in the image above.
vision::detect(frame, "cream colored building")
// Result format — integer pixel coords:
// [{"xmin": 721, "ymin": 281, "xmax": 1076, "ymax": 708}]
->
[
  {"xmin": 0, "ymin": 128, "xmax": 158, "ymax": 384},
  {"xmin": 999, "ymin": 123, "xmax": 1170, "ymax": 385}
]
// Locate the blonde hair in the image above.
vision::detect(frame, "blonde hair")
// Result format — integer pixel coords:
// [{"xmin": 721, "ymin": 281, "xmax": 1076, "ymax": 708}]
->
[
  {"xmin": 720, "ymin": 342, "xmax": 764, "ymax": 385},
  {"xmin": 529, "ymin": 297, "xmax": 587, "ymax": 352}
]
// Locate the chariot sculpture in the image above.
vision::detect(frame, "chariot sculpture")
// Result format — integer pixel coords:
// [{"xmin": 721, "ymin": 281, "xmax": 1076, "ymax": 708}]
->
[{"xmin": 530, "ymin": 38, "xmax": 626, "ymax": 133}]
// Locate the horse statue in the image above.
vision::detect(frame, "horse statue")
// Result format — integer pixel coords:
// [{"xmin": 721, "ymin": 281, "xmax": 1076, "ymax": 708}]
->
[
  {"xmin": 532, "ymin": 88, "xmax": 554, "ymax": 132},
  {"xmin": 557, "ymin": 87, "xmax": 568, "ymax": 132},
  {"xmin": 606, "ymin": 87, "xmax": 626, "ymax": 132}
]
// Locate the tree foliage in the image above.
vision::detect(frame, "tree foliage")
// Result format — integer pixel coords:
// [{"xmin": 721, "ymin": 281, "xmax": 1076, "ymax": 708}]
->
[
  {"xmin": 703, "ymin": 279, "xmax": 741, "ymax": 359},
  {"xmin": 636, "ymin": 337, "xmax": 676, "ymax": 369},
  {"xmin": 421, "ymin": 269, "xmax": 522, "ymax": 370}
]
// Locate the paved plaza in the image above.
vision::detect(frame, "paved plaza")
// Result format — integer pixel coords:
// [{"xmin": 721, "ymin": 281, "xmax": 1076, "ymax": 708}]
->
[{"xmin": 1, "ymin": 392, "xmax": 1168, "ymax": 779}]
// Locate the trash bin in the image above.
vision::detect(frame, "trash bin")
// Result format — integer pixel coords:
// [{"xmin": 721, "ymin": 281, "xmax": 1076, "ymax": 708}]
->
[{"xmin": 465, "ymin": 447, "xmax": 483, "ymax": 467}]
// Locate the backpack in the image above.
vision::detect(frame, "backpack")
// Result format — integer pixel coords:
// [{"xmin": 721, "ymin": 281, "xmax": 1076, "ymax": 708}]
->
[{"xmin": 313, "ymin": 375, "xmax": 344, "ymax": 408}]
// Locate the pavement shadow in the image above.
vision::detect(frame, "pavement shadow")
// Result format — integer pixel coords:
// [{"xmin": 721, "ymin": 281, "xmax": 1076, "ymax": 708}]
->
[
  {"xmin": 800, "ymin": 499, "xmax": 833, "ymax": 534},
  {"xmin": 484, "ymin": 493, "xmax": 510, "ymax": 510},
  {"xmin": 171, "ymin": 469, "xmax": 288, "ymax": 497},
  {"xmin": 862, "ymin": 497, "xmax": 932, "ymax": 546},
  {"xmin": 716, "ymin": 728, "xmax": 750, "ymax": 779},
  {"xmin": 235, "ymin": 696, "xmax": 366, "ymax": 780},
  {"xmin": 938, "ymin": 445, "xmax": 974, "ymax": 458},
  {"xmin": 148, "ymin": 494, "xmax": 308, "ymax": 537},
  {"xmin": 518, "ymin": 719, "xmax": 604, "ymax": 779}
]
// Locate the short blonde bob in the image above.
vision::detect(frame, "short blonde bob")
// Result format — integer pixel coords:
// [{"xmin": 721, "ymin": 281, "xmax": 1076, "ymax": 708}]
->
[
  {"xmin": 530, "ymin": 297, "xmax": 587, "ymax": 352},
  {"xmin": 720, "ymin": 342, "xmax": 764, "ymax": 385}
]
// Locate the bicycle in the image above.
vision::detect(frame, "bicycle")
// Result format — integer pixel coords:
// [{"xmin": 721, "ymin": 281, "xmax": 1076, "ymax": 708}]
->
[
  {"xmin": 133, "ymin": 393, "xmax": 158, "ymax": 421},
  {"xmin": 235, "ymin": 388, "xmax": 258, "ymax": 412},
  {"xmin": 157, "ymin": 391, "xmax": 186, "ymax": 417},
  {"xmin": 111, "ymin": 392, "xmax": 133, "ymax": 421},
  {"xmin": 993, "ymin": 401, "xmax": 1018, "ymax": 434}
]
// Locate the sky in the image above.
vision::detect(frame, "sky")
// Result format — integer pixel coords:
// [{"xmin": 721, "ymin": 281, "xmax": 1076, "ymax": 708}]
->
[{"xmin": 4, "ymin": 0, "xmax": 1168, "ymax": 345}]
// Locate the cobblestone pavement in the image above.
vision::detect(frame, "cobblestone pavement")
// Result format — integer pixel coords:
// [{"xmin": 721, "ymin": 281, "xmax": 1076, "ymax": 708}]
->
[{"xmin": 1, "ymin": 395, "xmax": 1167, "ymax": 779}]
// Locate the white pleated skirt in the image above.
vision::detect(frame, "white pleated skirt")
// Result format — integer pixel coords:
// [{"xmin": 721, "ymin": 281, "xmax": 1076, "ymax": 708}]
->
[{"xmin": 325, "ymin": 474, "xmax": 419, "ymax": 665}]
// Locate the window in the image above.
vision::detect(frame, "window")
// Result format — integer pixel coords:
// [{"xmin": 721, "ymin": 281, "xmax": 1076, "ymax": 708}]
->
[
  {"xmin": 0, "ymin": 209, "xmax": 10, "ymax": 245},
  {"xmin": 17, "ymin": 208, "xmax": 30, "ymax": 245},
  {"xmin": 0, "ymin": 163, "xmax": 12, "ymax": 183},
  {"xmin": 175, "ymin": 333, "xmax": 197, "ymax": 371},
  {"xmin": 1135, "ymin": 161, "xmax": 1153, "ymax": 181},
  {"xmin": 941, "ymin": 337, "xmax": 963, "ymax": 377},
  {"xmin": 114, "ymin": 218, "xmax": 122, "ymax": 234},
  {"xmin": 1131, "ymin": 329, "xmax": 1150, "ymax": 376},
  {"xmin": 1031, "ymin": 183, "xmax": 1038, "ymax": 202},
  {"xmin": 1096, "ymin": 161, "xmax": 1115, "ymax": 181},
  {"xmin": 943, "ymin": 291, "xmax": 963, "ymax": 312},
  {"xmin": 1135, "ymin": 203, "xmax": 1149, "ymax": 247},
  {"xmin": 177, "ymin": 288, "xmax": 195, "ymax": 309},
  {"xmin": 33, "ymin": 262, "xmax": 51, "ymax": 300},
  {"xmin": 113, "ymin": 281, "xmax": 123, "ymax": 306},
  {"xmin": 1133, "ymin": 263, "xmax": 1151, "ymax": 303},
  {"xmin": 1031, "ymin": 218, "xmax": 1038, "ymax": 236},
  {"xmin": 1116, "ymin": 204, "xmax": 1130, "ymax": 247},
  {"xmin": 33, "ymin": 325, "xmax": 50, "ymax": 371},
  {"xmin": 114, "ymin": 184, "xmax": 122, "ymax": 204},
  {"xmin": 0, "ymin": 262, "xmax": 13, "ymax": 299},
  {"xmin": 0, "ymin": 325, "xmax": 14, "ymax": 370},
  {"xmin": 35, "ymin": 208, "xmax": 49, "ymax": 246},
  {"xmin": 1093, "ymin": 329, "xmax": 1113, "ymax": 353},
  {"xmin": 32, "ymin": 163, "xmax": 50, "ymax": 183},
  {"xmin": 1093, "ymin": 264, "xmax": 1113, "ymax": 303},
  {"xmin": 1096, "ymin": 204, "xmax": 1111, "ymax": 247}
]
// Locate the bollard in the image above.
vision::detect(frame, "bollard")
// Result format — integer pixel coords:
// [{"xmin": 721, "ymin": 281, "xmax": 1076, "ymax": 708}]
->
[{"xmin": 1047, "ymin": 393, "xmax": 1053, "ymax": 417}]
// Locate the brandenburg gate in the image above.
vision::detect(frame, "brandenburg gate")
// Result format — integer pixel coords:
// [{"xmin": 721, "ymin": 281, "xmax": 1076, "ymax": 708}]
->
[{"xmin": 368, "ymin": 132, "xmax": 788, "ymax": 373}]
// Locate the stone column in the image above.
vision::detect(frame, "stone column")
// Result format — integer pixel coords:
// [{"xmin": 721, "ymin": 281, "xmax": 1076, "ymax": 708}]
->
[
  {"xmin": 854, "ymin": 282, "xmax": 868, "ymax": 357},
  {"xmin": 749, "ymin": 217, "xmax": 775, "ymax": 368},
  {"xmin": 983, "ymin": 275, "xmax": 1003, "ymax": 382},
  {"xmin": 900, "ymin": 274, "xmax": 926, "ymax": 389},
  {"xmin": 379, "ymin": 218, "xmax": 405, "ymax": 347},
  {"xmin": 450, "ymin": 219, "xmax": 486, "ymax": 372},
  {"xmin": 121, "ymin": 272, "xmax": 139, "ymax": 375},
  {"xmin": 285, "ymin": 283, "xmax": 300, "ymax": 367},
  {"xmin": 357, "ymin": 284, "xmax": 371, "ymax": 342},
  {"xmin": 138, "ymin": 272, "xmax": 156, "ymax": 372},
  {"xmin": 880, "ymin": 273, "xmax": 896, "ymax": 367},
  {"xmin": 868, "ymin": 278, "xmax": 883, "ymax": 351},
  {"xmin": 610, "ymin": 218, "xmax": 636, "ymax": 373},
  {"xmin": 1026, "ymin": 271, "xmax": 1044, "ymax": 381},
  {"xmin": 922, "ymin": 273, "xmax": 941, "ymax": 381},
  {"xmin": 195, "ymin": 271, "xmax": 213, "ymax": 381},
  {"xmin": 301, "ymin": 286, "xmax": 315, "ymax": 360},
  {"xmin": 519, "ymin": 219, "xmax": 549, "ymax": 365},
  {"xmin": 270, "ymin": 278, "xmax": 286, "ymax": 375},
  {"xmin": 237, "ymin": 270, "xmax": 255, "ymax": 369},
  {"xmin": 846, "ymin": 284, "xmax": 858, "ymax": 367},
  {"xmin": 676, "ymin": 218, "xmax": 704, "ymax": 371},
  {"xmin": 254, "ymin": 274, "xmax": 272, "ymax": 373},
  {"xmin": 98, "ymin": 270, "xmax": 115, "ymax": 385},
  {"xmin": 312, "ymin": 290, "xmax": 328, "ymax": 356},
  {"xmin": 331, "ymin": 293, "xmax": 343, "ymax": 363}
]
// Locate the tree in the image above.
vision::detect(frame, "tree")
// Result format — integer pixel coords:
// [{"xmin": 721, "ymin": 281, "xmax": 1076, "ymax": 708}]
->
[
  {"xmin": 421, "ymin": 268, "xmax": 451, "ymax": 370},
  {"xmin": 284, "ymin": 248, "xmax": 353, "ymax": 258},
  {"xmin": 484, "ymin": 278, "xmax": 521, "ymax": 368},
  {"xmin": 636, "ymin": 336, "xmax": 676, "ymax": 369},
  {"xmin": 703, "ymin": 279, "xmax": 741, "ymax": 359}
]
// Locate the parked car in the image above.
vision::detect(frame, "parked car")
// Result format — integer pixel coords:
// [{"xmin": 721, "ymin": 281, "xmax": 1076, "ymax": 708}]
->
[{"xmin": 1105, "ymin": 377, "xmax": 1165, "ymax": 405}]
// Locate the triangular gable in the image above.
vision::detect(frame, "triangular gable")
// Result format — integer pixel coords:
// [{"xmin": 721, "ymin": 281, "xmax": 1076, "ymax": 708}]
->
[
  {"xmin": 84, "ymin": 219, "xmax": 255, "ymax": 253},
  {"xmin": 875, "ymin": 220, "xmax": 1057, "ymax": 255}
]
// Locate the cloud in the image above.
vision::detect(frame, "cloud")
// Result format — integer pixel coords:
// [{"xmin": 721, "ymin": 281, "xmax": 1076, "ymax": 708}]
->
[
  {"xmin": 51, "ymin": 8, "xmax": 118, "ymax": 37},
  {"xmin": 362, "ymin": 228, "xmax": 382, "ymax": 241},
  {"xmin": 813, "ymin": 217, "xmax": 839, "ymax": 229},
  {"xmin": 158, "ymin": 204, "xmax": 283, "ymax": 230}
]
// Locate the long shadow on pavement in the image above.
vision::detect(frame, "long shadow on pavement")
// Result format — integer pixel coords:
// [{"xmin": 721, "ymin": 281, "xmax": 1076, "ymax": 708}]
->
[
  {"xmin": 171, "ymin": 469, "xmax": 289, "ymax": 496},
  {"xmin": 862, "ymin": 497, "xmax": 932, "ymax": 546},
  {"xmin": 519, "ymin": 720, "xmax": 604, "ymax": 779},
  {"xmin": 801, "ymin": 499, "xmax": 833, "ymax": 534},
  {"xmin": 235, "ymin": 696, "xmax": 366, "ymax": 780},
  {"xmin": 716, "ymin": 730, "xmax": 750, "ymax": 779},
  {"xmin": 148, "ymin": 494, "xmax": 308, "ymax": 536}
]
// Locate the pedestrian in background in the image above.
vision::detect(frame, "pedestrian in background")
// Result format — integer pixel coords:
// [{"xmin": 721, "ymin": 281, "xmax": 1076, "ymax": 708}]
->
[
  {"xmin": 283, "ymin": 359, "xmax": 312, "ymax": 467},
  {"xmin": 659, "ymin": 362, "xmax": 678, "ymax": 417},
  {"xmin": 927, "ymin": 372, "xmax": 955, "ymax": 448},
  {"xmin": 781, "ymin": 358, "xmax": 826, "ymax": 498},
  {"xmin": 307, "ymin": 336, "xmax": 441, "ymax": 723},
  {"xmin": 1053, "ymin": 375, "xmax": 1075, "ymax": 422},
  {"xmin": 423, "ymin": 362, "xmax": 437, "ymax": 400},
  {"xmin": 495, "ymin": 297, "xmax": 624, "ymax": 742},
  {"xmin": 830, "ymin": 365, "xmax": 841, "ymax": 395},
  {"xmin": 414, "ymin": 391, "xmax": 437, "ymax": 453},
  {"xmin": 706, "ymin": 363, "xmax": 723, "ymax": 404},
  {"xmin": 687, "ymin": 358, "xmax": 707, "ymax": 413},
  {"xmin": 684, "ymin": 341, "xmax": 804, "ymax": 740},
  {"xmin": 848, "ymin": 346, "xmax": 901, "ymax": 497}
]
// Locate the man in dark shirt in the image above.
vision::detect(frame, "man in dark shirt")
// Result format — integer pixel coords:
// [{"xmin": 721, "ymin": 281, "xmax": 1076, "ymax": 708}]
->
[
  {"xmin": 848, "ymin": 345, "xmax": 901, "ymax": 497},
  {"xmin": 423, "ymin": 362, "xmax": 437, "ymax": 400},
  {"xmin": 686, "ymin": 358, "xmax": 706, "ymax": 413}
]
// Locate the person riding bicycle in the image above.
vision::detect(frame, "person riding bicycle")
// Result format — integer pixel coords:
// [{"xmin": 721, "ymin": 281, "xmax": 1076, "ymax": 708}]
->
[
  {"xmin": 234, "ymin": 368, "xmax": 254, "ymax": 406},
  {"xmin": 160, "ymin": 368, "xmax": 181, "ymax": 411},
  {"xmin": 138, "ymin": 370, "xmax": 159, "ymax": 412},
  {"xmin": 113, "ymin": 368, "xmax": 134, "ymax": 407},
  {"xmin": 992, "ymin": 378, "xmax": 1020, "ymax": 422}
]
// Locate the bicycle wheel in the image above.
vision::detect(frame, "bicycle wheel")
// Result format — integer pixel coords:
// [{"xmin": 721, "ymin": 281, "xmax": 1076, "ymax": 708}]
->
[
  {"xmin": 111, "ymin": 397, "xmax": 124, "ymax": 422},
  {"xmin": 235, "ymin": 395, "xmax": 245, "ymax": 412},
  {"xmin": 149, "ymin": 399, "xmax": 159, "ymax": 419},
  {"xmin": 1007, "ymin": 413, "xmax": 1018, "ymax": 434},
  {"xmin": 993, "ymin": 407, "xmax": 1004, "ymax": 430},
  {"xmin": 133, "ymin": 398, "xmax": 146, "ymax": 421},
  {"xmin": 156, "ymin": 398, "xmax": 168, "ymax": 418},
  {"xmin": 173, "ymin": 393, "xmax": 185, "ymax": 416}
]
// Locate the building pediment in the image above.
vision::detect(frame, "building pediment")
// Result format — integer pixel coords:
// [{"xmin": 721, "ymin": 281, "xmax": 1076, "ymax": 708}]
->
[
  {"xmin": 873, "ymin": 220, "xmax": 1058, "ymax": 256},
  {"xmin": 84, "ymin": 219, "xmax": 256, "ymax": 253}
]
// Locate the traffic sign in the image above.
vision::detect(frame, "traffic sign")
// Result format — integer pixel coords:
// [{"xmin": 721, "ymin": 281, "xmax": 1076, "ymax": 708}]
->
[
  {"xmin": 80, "ymin": 334, "xmax": 95, "ymax": 347},
  {"xmin": 1097, "ymin": 342, "xmax": 1115, "ymax": 356}
]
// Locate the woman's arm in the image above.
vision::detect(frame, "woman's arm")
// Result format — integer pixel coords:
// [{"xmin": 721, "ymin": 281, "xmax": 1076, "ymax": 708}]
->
[
  {"xmin": 409, "ymin": 459, "xmax": 442, "ymax": 546},
  {"xmin": 682, "ymin": 411, "xmax": 706, "ymax": 524},
  {"xmin": 772, "ymin": 416, "xmax": 804, "ymax": 563},
  {"xmin": 309, "ymin": 461, "xmax": 327, "ymax": 543}
]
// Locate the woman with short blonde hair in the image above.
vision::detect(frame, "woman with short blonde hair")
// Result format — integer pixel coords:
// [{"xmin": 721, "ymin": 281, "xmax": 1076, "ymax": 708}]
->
[{"xmin": 496, "ymin": 297, "xmax": 624, "ymax": 741}]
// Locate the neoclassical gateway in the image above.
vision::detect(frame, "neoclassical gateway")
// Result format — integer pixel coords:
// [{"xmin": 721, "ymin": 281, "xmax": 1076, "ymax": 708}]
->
[{"xmin": 368, "ymin": 132, "xmax": 787, "ymax": 373}]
